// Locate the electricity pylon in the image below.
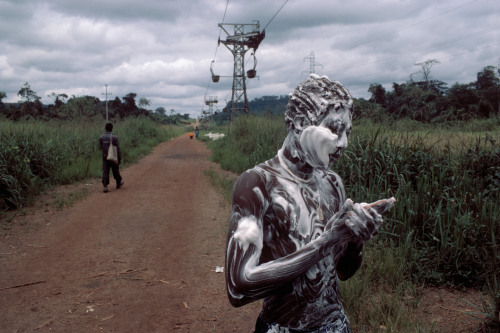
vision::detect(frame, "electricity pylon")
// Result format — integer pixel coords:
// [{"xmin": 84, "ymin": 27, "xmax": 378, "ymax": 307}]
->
[
  {"xmin": 302, "ymin": 51, "xmax": 323, "ymax": 75},
  {"xmin": 218, "ymin": 21, "xmax": 265, "ymax": 130}
]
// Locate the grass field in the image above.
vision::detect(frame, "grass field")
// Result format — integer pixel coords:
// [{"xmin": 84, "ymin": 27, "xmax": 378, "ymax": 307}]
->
[
  {"xmin": 0, "ymin": 117, "xmax": 185, "ymax": 212},
  {"xmin": 205, "ymin": 115, "xmax": 500, "ymax": 331}
]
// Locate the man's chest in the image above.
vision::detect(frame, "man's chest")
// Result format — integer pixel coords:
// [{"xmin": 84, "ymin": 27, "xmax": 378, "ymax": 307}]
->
[{"xmin": 263, "ymin": 178, "xmax": 342, "ymax": 249}]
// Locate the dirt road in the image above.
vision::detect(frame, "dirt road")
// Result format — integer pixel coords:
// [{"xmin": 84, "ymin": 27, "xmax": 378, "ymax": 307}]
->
[{"xmin": 0, "ymin": 135, "xmax": 260, "ymax": 332}]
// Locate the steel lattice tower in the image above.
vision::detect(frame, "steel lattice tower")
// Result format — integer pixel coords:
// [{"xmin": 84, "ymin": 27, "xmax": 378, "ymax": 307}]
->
[{"xmin": 218, "ymin": 22, "xmax": 265, "ymax": 128}]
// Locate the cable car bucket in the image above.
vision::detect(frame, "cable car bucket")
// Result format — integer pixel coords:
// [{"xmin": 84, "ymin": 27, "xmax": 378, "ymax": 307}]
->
[
  {"xmin": 247, "ymin": 53, "xmax": 257, "ymax": 79},
  {"xmin": 210, "ymin": 60, "xmax": 220, "ymax": 83}
]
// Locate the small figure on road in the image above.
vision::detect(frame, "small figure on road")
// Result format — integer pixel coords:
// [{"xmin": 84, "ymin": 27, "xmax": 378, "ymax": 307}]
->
[
  {"xmin": 99, "ymin": 122, "xmax": 124, "ymax": 193},
  {"xmin": 225, "ymin": 75, "xmax": 395, "ymax": 332},
  {"xmin": 195, "ymin": 126, "xmax": 199, "ymax": 139}
]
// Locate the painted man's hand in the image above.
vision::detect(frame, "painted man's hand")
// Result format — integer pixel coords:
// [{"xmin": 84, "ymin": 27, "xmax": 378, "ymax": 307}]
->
[
  {"xmin": 345, "ymin": 201, "xmax": 382, "ymax": 243},
  {"xmin": 320, "ymin": 197, "xmax": 395, "ymax": 254},
  {"xmin": 344, "ymin": 198, "xmax": 395, "ymax": 244}
]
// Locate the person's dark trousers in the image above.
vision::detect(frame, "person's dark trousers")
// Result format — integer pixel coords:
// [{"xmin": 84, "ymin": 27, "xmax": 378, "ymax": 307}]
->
[{"xmin": 102, "ymin": 159, "xmax": 122, "ymax": 186}]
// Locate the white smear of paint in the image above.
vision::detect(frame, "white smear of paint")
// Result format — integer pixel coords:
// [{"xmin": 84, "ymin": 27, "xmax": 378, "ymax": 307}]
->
[
  {"xmin": 300, "ymin": 125, "xmax": 338, "ymax": 169},
  {"xmin": 233, "ymin": 216, "xmax": 261, "ymax": 252}
]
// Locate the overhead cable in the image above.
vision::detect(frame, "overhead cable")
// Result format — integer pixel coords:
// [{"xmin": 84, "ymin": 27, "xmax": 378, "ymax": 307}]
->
[{"xmin": 263, "ymin": 0, "xmax": 289, "ymax": 31}]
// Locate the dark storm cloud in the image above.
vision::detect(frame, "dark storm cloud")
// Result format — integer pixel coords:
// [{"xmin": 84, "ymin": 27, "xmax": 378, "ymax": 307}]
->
[{"xmin": 0, "ymin": 0, "xmax": 498, "ymax": 116}]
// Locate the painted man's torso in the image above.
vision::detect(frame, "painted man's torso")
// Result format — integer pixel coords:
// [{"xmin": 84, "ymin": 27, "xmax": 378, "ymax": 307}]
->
[{"xmin": 242, "ymin": 156, "xmax": 348, "ymax": 329}]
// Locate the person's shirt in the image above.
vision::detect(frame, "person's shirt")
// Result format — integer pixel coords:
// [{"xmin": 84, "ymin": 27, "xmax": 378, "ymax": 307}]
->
[{"xmin": 98, "ymin": 131, "xmax": 121, "ymax": 163}]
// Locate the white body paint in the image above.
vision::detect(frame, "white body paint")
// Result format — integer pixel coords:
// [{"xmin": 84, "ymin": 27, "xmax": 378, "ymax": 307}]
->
[
  {"xmin": 233, "ymin": 216, "xmax": 261, "ymax": 252},
  {"xmin": 300, "ymin": 125, "xmax": 338, "ymax": 169}
]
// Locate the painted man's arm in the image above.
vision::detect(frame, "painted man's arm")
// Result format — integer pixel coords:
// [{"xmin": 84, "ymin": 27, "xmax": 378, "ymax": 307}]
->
[{"xmin": 225, "ymin": 170, "xmax": 352, "ymax": 307}]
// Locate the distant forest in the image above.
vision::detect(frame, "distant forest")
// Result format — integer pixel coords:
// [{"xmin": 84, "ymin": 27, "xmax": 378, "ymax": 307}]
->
[
  {"xmin": 1, "ymin": 62, "xmax": 499, "ymax": 124},
  {"xmin": 211, "ymin": 63, "xmax": 500, "ymax": 124},
  {"xmin": 0, "ymin": 85, "xmax": 190, "ymax": 125}
]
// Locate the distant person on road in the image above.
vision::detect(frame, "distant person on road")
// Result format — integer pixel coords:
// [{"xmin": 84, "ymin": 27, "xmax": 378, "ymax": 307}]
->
[
  {"xmin": 195, "ymin": 126, "xmax": 199, "ymax": 139},
  {"xmin": 225, "ymin": 75, "xmax": 394, "ymax": 333},
  {"xmin": 99, "ymin": 122, "xmax": 124, "ymax": 193}
]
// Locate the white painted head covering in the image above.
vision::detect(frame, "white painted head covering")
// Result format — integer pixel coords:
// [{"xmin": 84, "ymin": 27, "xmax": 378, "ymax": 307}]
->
[{"xmin": 285, "ymin": 74, "xmax": 353, "ymax": 133}]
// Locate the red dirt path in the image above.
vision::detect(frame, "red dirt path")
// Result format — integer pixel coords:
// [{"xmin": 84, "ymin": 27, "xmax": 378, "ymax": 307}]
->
[
  {"xmin": 1, "ymin": 135, "xmax": 260, "ymax": 332},
  {"xmin": 0, "ymin": 135, "xmax": 485, "ymax": 332}
]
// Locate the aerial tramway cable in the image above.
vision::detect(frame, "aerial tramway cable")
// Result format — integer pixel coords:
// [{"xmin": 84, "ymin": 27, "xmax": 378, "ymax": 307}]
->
[
  {"xmin": 205, "ymin": 0, "xmax": 230, "ymax": 96},
  {"xmin": 243, "ymin": 0, "xmax": 289, "ymax": 74},
  {"xmin": 263, "ymin": 0, "xmax": 289, "ymax": 31}
]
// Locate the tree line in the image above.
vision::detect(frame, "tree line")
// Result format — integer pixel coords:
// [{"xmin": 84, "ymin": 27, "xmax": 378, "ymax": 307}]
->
[
  {"xmin": 1, "ymin": 62, "xmax": 498, "ymax": 124},
  {"xmin": 0, "ymin": 83, "xmax": 190, "ymax": 124},
  {"xmin": 357, "ymin": 62, "xmax": 500, "ymax": 122},
  {"xmin": 212, "ymin": 62, "xmax": 499, "ymax": 124}
]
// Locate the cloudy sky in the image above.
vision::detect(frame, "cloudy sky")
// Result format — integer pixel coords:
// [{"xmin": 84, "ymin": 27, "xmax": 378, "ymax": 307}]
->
[{"xmin": 1, "ymin": 0, "xmax": 499, "ymax": 117}]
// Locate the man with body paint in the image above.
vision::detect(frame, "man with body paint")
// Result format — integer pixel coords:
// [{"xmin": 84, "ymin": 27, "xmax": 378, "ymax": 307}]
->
[{"xmin": 225, "ymin": 75, "xmax": 395, "ymax": 333}]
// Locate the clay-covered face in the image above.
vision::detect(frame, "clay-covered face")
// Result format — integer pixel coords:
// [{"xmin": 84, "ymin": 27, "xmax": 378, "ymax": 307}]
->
[{"xmin": 299, "ymin": 107, "xmax": 351, "ymax": 169}]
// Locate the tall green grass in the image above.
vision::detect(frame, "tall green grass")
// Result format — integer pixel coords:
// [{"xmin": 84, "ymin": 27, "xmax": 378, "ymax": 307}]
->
[
  {"xmin": 207, "ymin": 115, "xmax": 286, "ymax": 173},
  {"xmin": 0, "ymin": 118, "xmax": 183, "ymax": 211},
  {"xmin": 338, "ymin": 127, "xmax": 499, "ymax": 288},
  {"xmin": 207, "ymin": 115, "xmax": 500, "ymax": 330}
]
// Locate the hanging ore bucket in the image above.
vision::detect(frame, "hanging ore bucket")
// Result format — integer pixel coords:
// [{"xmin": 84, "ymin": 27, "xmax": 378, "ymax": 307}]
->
[
  {"xmin": 247, "ymin": 52, "xmax": 257, "ymax": 79},
  {"xmin": 210, "ymin": 60, "xmax": 220, "ymax": 82}
]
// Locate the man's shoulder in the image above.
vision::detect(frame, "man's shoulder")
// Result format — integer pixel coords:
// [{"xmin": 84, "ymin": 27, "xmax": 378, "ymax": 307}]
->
[
  {"xmin": 234, "ymin": 159, "xmax": 278, "ymax": 193},
  {"xmin": 99, "ymin": 132, "xmax": 114, "ymax": 139},
  {"xmin": 236, "ymin": 166, "xmax": 265, "ymax": 185},
  {"xmin": 238, "ymin": 158, "xmax": 278, "ymax": 181}
]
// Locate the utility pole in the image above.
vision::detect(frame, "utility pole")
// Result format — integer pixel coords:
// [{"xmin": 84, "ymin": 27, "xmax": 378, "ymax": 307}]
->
[
  {"xmin": 302, "ymin": 51, "xmax": 323, "ymax": 75},
  {"xmin": 170, "ymin": 109, "xmax": 175, "ymax": 125},
  {"xmin": 217, "ymin": 21, "xmax": 265, "ymax": 132},
  {"xmin": 101, "ymin": 84, "xmax": 112, "ymax": 122}
]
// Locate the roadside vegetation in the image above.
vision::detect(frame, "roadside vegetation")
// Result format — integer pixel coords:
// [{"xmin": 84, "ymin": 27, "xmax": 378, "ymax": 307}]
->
[
  {"xmin": 206, "ymin": 115, "xmax": 500, "ymax": 331},
  {"xmin": 0, "ymin": 84, "xmax": 192, "ymax": 216},
  {"xmin": 0, "ymin": 118, "xmax": 185, "ymax": 214}
]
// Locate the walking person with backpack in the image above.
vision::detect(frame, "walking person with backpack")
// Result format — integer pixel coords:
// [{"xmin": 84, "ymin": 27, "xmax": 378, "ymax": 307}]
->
[{"xmin": 99, "ymin": 122, "xmax": 124, "ymax": 193}]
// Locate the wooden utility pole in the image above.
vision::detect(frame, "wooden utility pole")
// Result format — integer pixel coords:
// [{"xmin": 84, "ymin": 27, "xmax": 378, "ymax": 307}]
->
[{"xmin": 101, "ymin": 84, "xmax": 112, "ymax": 122}]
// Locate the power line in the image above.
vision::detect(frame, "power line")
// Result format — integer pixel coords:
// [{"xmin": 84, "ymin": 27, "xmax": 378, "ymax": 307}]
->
[
  {"xmin": 214, "ymin": 0, "xmax": 230, "ymax": 60},
  {"xmin": 263, "ymin": 0, "xmax": 289, "ymax": 31},
  {"xmin": 205, "ymin": 0, "xmax": 230, "ymax": 99}
]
